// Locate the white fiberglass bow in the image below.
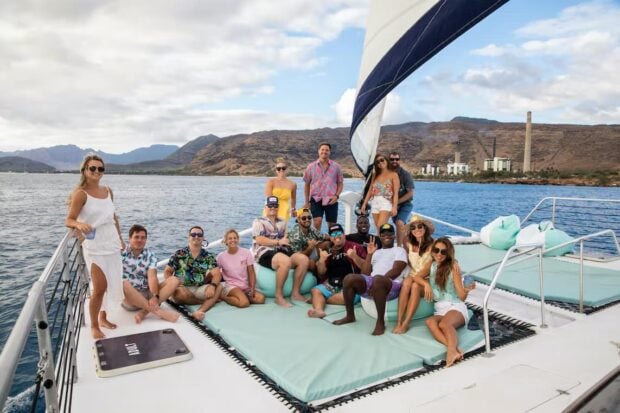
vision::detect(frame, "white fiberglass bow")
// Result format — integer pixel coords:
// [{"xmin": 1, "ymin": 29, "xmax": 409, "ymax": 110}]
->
[{"xmin": 350, "ymin": 0, "xmax": 509, "ymax": 175}]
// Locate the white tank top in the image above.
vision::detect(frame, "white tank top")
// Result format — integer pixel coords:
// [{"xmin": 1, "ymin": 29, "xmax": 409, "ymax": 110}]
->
[{"xmin": 77, "ymin": 188, "xmax": 120, "ymax": 255}]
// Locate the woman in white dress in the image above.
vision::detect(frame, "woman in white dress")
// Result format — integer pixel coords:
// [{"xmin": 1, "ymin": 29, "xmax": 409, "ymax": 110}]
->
[{"xmin": 65, "ymin": 154, "xmax": 125, "ymax": 339}]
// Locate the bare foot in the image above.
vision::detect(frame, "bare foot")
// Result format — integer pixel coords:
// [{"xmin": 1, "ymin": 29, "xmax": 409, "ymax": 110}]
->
[
  {"xmin": 307, "ymin": 308, "xmax": 326, "ymax": 318},
  {"xmin": 135, "ymin": 310, "xmax": 148, "ymax": 324},
  {"xmin": 91, "ymin": 327, "xmax": 105, "ymax": 339},
  {"xmin": 192, "ymin": 310, "xmax": 205, "ymax": 320},
  {"xmin": 99, "ymin": 312, "xmax": 117, "ymax": 329},
  {"xmin": 275, "ymin": 297, "xmax": 292, "ymax": 308},
  {"xmin": 372, "ymin": 323, "xmax": 386, "ymax": 336},
  {"xmin": 332, "ymin": 315, "xmax": 355, "ymax": 325},
  {"xmin": 158, "ymin": 310, "xmax": 180, "ymax": 323},
  {"xmin": 446, "ymin": 348, "xmax": 460, "ymax": 367},
  {"xmin": 457, "ymin": 348, "xmax": 464, "ymax": 360},
  {"xmin": 393, "ymin": 324, "xmax": 409, "ymax": 334},
  {"xmin": 291, "ymin": 294, "xmax": 306, "ymax": 302}
]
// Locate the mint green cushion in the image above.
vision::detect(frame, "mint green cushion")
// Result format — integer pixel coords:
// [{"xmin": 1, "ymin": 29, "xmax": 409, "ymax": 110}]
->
[
  {"xmin": 360, "ymin": 296, "xmax": 434, "ymax": 321},
  {"xmin": 543, "ymin": 228, "xmax": 574, "ymax": 257},
  {"xmin": 481, "ymin": 215, "xmax": 521, "ymax": 250},
  {"xmin": 255, "ymin": 265, "xmax": 317, "ymax": 297},
  {"xmin": 456, "ymin": 244, "xmax": 620, "ymax": 307}
]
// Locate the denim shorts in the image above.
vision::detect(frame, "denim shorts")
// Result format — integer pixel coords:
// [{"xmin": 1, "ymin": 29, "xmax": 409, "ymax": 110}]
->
[{"xmin": 393, "ymin": 202, "xmax": 413, "ymax": 224}]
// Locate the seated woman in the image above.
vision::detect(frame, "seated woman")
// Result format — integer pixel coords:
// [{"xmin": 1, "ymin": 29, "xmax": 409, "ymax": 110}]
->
[
  {"xmin": 393, "ymin": 215, "xmax": 435, "ymax": 334},
  {"xmin": 360, "ymin": 154, "xmax": 400, "ymax": 232},
  {"xmin": 413, "ymin": 237, "xmax": 475, "ymax": 367},
  {"xmin": 216, "ymin": 229, "xmax": 266, "ymax": 307},
  {"xmin": 264, "ymin": 157, "xmax": 297, "ymax": 225}
]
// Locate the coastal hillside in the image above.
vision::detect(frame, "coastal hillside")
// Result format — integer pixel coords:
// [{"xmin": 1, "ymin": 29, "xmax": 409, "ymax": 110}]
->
[
  {"xmin": 0, "ymin": 156, "xmax": 56, "ymax": 172},
  {"xmin": 0, "ymin": 144, "xmax": 179, "ymax": 170},
  {"xmin": 186, "ymin": 119, "xmax": 620, "ymax": 177}
]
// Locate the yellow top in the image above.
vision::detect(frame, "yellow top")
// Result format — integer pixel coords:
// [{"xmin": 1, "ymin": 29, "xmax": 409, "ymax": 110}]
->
[{"xmin": 265, "ymin": 186, "xmax": 292, "ymax": 224}]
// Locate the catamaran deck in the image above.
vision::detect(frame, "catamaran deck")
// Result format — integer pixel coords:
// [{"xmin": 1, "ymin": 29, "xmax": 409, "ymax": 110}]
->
[{"xmin": 71, "ymin": 251, "xmax": 620, "ymax": 412}]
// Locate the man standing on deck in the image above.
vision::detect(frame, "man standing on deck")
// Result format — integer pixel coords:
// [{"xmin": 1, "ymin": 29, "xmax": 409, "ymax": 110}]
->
[
  {"xmin": 389, "ymin": 151, "xmax": 415, "ymax": 246},
  {"xmin": 303, "ymin": 142, "xmax": 344, "ymax": 231},
  {"xmin": 333, "ymin": 223, "xmax": 408, "ymax": 335},
  {"xmin": 252, "ymin": 196, "xmax": 310, "ymax": 308},
  {"xmin": 162, "ymin": 226, "xmax": 223, "ymax": 321},
  {"xmin": 121, "ymin": 224, "xmax": 179, "ymax": 323}
]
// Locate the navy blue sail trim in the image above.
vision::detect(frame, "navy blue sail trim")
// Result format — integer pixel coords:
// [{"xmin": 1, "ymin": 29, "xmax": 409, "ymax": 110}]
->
[{"xmin": 350, "ymin": 0, "xmax": 509, "ymax": 174}]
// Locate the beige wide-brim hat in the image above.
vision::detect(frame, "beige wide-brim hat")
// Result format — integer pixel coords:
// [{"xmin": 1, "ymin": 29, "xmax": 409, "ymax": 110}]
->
[{"xmin": 407, "ymin": 214, "xmax": 435, "ymax": 235}]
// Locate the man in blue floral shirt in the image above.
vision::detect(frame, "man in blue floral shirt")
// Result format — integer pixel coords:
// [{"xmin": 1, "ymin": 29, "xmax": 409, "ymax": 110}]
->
[
  {"xmin": 121, "ymin": 224, "xmax": 179, "ymax": 323},
  {"xmin": 163, "ymin": 225, "xmax": 223, "ymax": 320}
]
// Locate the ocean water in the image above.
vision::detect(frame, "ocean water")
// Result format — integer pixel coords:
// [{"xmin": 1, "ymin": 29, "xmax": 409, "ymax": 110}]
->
[{"xmin": 0, "ymin": 173, "xmax": 618, "ymax": 410}]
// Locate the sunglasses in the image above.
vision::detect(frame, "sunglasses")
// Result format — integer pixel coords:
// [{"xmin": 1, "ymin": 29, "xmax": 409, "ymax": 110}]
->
[
  {"xmin": 266, "ymin": 204, "xmax": 279, "ymax": 209},
  {"xmin": 410, "ymin": 223, "xmax": 425, "ymax": 230},
  {"xmin": 299, "ymin": 216, "xmax": 312, "ymax": 221},
  {"xmin": 88, "ymin": 166, "xmax": 105, "ymax": 173},
  {"xmin": 432, "ymin": 247, "xmax": 448, "ymax": 256},
  {"xmin": 389, "ymin": 157, "xmax": 400, "ymax": 161},
  {"xmin": 190, "ymin": 232, "xmax": 204, "ymax": 238},
  {"xmin": 375, "ymin": 158, "xmax": 386, "ymax": 164},
  {"xmin": 329, "ymin": 231, "xmax": 344, "ymax": 237},
  {"xmin": 276, "ymin": 166, "xmax": 287, "ymax": 171}
]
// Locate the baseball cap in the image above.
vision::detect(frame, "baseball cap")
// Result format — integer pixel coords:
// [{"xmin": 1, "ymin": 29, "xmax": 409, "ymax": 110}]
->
[
  {"xmin": 328, "ymin": 223, "xmax": 344, "ymax": 235},
  {"xmin": 379, "ymin": 223, "xmax": 395, "ymax": 234},
  {"xmin": 265, "ymin": 196, "xmax": 279, "ymax": 206}
]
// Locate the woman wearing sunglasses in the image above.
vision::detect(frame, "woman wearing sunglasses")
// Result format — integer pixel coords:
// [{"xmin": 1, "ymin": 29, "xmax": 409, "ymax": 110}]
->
[
  {"xmin": 360, "ymin": 153, "xmax": 400, "ymax": 232},
  {"xmin": 65, "ymin": 154, "xmax": 125, "ymax": 339},
  {"xmin": 264, "ymin": 157, "xmax": 297, "ymax": 225},
  {"xmin": 393, "ymin": 215, "xmax": 435, "ymax": 334},
  {"xmin": 408, "ymin": 237, "xmax": 475, "ymax": 367}
]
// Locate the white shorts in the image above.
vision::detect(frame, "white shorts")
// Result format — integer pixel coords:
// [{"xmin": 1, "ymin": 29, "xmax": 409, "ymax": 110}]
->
[
  {"xmin": 370, "ymin": 196, "xmax": 392, "ymax": 214},
  {"xmin": 434, "ymin": 301, "xmax": 469, "ymax": 323}
]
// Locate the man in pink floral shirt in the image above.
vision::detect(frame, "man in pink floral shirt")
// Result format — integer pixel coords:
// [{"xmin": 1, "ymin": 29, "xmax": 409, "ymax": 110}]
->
[{"xmin": 303, "ymin": 142, "xmax": 344, "ymax": 231}]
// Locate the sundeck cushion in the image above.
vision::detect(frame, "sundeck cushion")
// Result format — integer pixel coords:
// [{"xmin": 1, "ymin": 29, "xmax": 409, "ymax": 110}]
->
[
  {"xmin": 255, "ymin": 265, "xmax": 317, "ymax": 297},
  {"xmin": 194, "ymin": 300, "xmax": 484, "ymax": 402},
  {"xmin": 360, "ymin": 296, "xmax": 434, "ymax": 321},
  {"xmin": 456, "ymin": 244, "xmax": 620, "ymax": 307}
]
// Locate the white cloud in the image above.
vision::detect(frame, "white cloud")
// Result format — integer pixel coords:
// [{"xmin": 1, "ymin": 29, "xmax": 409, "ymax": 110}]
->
[
  {"xmin": 444, "ymin": 0, "xmax": 620, "ymax": 124},
  {"xmin": 0, "ymin": 0, "xmax": 369, "ymax": 152}
]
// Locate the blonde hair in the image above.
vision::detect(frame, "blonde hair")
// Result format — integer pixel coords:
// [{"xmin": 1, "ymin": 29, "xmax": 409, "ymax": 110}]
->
[
  {"xmin": 223, "ymin": 228, "xmax": 240, "ymax": 246},
  {"xmin": 67, "ymin": 153, "xmax": 105, "ymax": 204},
  {"xmin": 275, "ymin": 157, "xmax": 287, "ymax": 166}
]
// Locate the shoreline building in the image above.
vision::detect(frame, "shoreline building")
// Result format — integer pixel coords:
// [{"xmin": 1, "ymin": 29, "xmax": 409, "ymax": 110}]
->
[
  {"xmin": 420, "ymin": 164, "xmax": 440, "ymax": 176},
  {"xmin": 483, "ymin": 157, "xmax": 511, "ymax": 172},
  {"xmin": 447, "ymin": 162, "xmax": 470, "ymax": 175}
]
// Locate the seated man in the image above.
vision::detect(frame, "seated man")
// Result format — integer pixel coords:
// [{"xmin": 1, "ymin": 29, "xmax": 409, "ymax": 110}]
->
[
  {"xmin": 333, "ymin": 223, "xmax": 408, "ymax": 335},
  {"xmin": 288, "ymin": 207, "xmax": 330, "ymax": 274},
  {"xmin": 308, "ymin": 223, "xmax": 365, "ymax": 319},
  {"xmin": 162, "ymin": 226, "xmax": 223, "ymax": 321},
  {"xmin": 252, "ymin": 196, "xmax": 310, "ymax": 308},
  {"xmin": 346, "ymin": 214, "xmax": 381, "ymax": 256},
  {"xmin": 121, "ymin": 224, "xmax": 179, "ymax": 323}
]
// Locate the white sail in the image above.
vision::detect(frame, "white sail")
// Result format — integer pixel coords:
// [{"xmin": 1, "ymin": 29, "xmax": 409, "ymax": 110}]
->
[{"xmin": 350, "ymin": 0, "xmax": 509, "ymax": 175}]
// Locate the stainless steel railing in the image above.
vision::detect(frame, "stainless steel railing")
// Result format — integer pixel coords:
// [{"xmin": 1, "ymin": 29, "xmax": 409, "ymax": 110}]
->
[
  {"xmin": 481, "ymin": 243, "xmax": 545, "ymax": 356},
  {"xmin": 0, "ymin": 231, "xmax": 89, "ymax": 412}
]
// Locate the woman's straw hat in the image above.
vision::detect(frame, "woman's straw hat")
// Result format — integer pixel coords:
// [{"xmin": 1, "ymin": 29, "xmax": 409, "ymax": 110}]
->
[{"xmin": 407, "ymin": 214, "xmax": 435, "ymax": 235}]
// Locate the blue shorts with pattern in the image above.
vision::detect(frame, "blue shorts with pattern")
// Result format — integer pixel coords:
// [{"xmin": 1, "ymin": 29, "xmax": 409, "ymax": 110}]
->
[{"xmin": 313, "ymin": 282, "xmax": 360, "ymax": 303}]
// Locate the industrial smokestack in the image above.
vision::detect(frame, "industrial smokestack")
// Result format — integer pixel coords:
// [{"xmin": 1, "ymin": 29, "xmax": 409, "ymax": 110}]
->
[
  {"xmin": 454, "ymin": 139, "xmax": 461, "ymax": 163},
  {"xmin": 524, "ymin": 111, "xmax": 532, "ymax": 172},
  {"xmin": 492, "ymin": 137, "xmax": 496, "ymax": 158}
]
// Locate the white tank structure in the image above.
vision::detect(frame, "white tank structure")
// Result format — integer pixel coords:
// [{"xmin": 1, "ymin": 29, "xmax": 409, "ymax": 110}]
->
[{"xmin": 523, "ymin": 111, "xmax": 532, "ymax": 172}]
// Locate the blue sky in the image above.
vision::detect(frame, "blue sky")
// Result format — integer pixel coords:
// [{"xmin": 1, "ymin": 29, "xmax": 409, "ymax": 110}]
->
[{"xmin": 0, "ymin": 0, "xmax": 618, "ymax": 153}]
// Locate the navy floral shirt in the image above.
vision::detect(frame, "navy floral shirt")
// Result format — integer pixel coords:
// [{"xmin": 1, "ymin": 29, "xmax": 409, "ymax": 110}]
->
[{"xmin": 167, "ymin": 246, "xmax": 217, "ymax": 287}]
